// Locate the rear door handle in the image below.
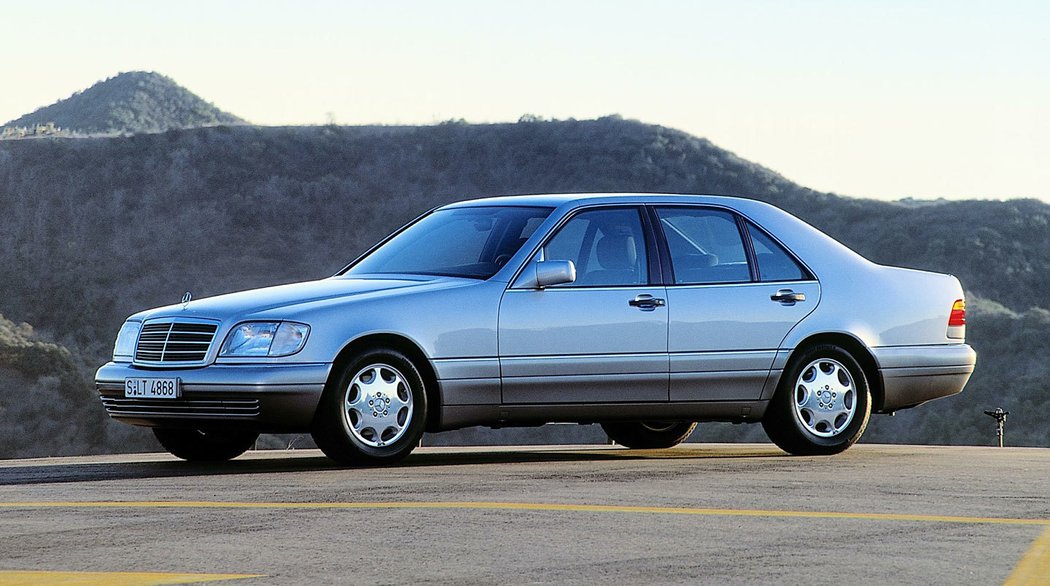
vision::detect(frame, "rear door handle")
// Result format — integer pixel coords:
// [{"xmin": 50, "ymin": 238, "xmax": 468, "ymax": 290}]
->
[
  {"xmin": 770, "ymin": 289, "xmax": 806, "ymax": 305},
  {"xmin": 629, "ymin": 294, "xmax": 666, "ymax": 311}
]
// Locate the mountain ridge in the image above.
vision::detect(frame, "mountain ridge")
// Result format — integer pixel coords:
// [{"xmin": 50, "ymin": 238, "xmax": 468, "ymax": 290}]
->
[{"xmin": 3, "ymin": 71, "xmax": 245, "ymax": 135}]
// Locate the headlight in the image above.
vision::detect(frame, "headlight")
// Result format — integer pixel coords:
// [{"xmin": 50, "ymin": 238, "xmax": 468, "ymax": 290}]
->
[
  {"xmin": 219, "ymin": 321, "xmax": 310, "ymax": 357},
  {"xmin": 113, "ymin": 321, "xmax": 141, "ymax": 361}
]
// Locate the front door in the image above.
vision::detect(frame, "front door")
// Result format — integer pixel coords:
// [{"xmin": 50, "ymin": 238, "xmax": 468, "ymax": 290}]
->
[{"xmin": 499, "ymin": 207, "xmax": 669, "ymax": 404}]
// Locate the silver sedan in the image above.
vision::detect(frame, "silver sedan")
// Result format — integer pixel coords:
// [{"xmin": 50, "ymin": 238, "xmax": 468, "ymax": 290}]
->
[{"xmin": 96, "ymin": 194, "xmax": 976, "ymax": 463}]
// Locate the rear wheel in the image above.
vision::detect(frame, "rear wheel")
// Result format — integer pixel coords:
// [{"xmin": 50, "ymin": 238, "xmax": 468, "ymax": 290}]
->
[
  {"xmin": 152, "ymin": 428, "xmax": 259, "ymax": 462},
  {"xmin": 601, "ymin": 421, "xmax": 697, "ymax": 449},
  {"xmin": 311, "ymin": 348, "xmax": 427, "ymax": 466},
  {"xmin": 762, "ymin": 344, "xmax": 871, "ymax": 455}
]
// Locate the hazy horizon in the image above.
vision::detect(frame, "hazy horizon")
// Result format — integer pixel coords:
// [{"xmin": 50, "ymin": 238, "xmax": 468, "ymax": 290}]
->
[{"xmin": 2, "ymin": 0, "xmax": 1047, "ymax": 203}]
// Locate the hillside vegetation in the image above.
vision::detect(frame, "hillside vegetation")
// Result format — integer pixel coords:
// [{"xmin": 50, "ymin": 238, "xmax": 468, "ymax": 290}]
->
[
  {"xmin": 2, "ymin": 71, "xmax": 245, "ymax": 136},
  {"xmin": 0, "ymin": 117, "xmax": 1047, "ymax": 456},
  {"xmin": 0, "ymin": 314, "xmax": 110, "ymax": 457}
]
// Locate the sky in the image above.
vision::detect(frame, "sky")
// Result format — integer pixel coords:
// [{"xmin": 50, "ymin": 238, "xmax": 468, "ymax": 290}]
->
[{"xmin": 2, "ymin": 0, "xmax": 1048, "ymax": 202}]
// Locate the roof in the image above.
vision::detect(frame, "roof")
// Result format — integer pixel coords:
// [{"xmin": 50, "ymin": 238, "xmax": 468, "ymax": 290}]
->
[{"xmin": 443, "ymin": 192, "xmax": 755, "ymax": 209}]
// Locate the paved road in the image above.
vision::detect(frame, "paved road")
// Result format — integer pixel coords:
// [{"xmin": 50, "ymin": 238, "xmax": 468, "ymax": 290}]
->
[{"xmin": 0, "ymin": 444, "xmax": 1047, "ymax": 585}]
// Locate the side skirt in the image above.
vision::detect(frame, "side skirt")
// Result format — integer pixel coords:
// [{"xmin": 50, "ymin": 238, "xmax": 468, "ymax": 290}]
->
[{"xmin": 437, "ymin": 401, "xmax": 768, "ymax": 432}]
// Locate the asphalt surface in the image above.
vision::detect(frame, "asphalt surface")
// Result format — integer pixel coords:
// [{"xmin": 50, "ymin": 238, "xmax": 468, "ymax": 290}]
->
[{"xmin": 0, "ymin": 444, "xmax": 1047, "ymax": 585}]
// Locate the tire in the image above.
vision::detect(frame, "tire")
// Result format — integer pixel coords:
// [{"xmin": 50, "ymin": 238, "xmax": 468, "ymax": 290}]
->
[
  {"xmin": 762, "ymin": 344, "xmax": 871, "ymax": 456},
  {"xmin": 601, "ymin": 420, "xmax": 697, "ymax": 449},
  {"xmin": 152, "ymin": 428, "xmax": 259, "ymax": 462},
  {"xmin": 311, "ymin": 348, "xmax": 428, "ymax": 466}
]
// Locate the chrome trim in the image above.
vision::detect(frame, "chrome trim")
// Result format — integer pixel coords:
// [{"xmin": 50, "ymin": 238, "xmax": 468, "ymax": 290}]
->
[
  {"xmin": 100, "ymin": 395, "xmax": 260, "ymax": 419},
  {"xmin": 133, "ymin": 317, "xmax": 221, "ymax": 367}
]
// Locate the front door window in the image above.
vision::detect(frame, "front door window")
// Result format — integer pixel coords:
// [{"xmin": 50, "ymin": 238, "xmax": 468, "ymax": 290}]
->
[{"xmin": 542, "ymin": 208, "xmax": 649, "ymax": 287}]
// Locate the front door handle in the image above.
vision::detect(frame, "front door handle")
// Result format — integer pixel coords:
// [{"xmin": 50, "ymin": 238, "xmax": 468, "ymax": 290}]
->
[
  {"xmin": 771, "ymin": 289, "xmax": 806, "ymax": 305},
  {"xmin": 629, "ymin": 294, "xmax": 666, "ymax": 311}
]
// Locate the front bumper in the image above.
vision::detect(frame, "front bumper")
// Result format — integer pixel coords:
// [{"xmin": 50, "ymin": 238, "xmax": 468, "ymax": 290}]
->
[
  {"xmin": 873, "ymin": 344, "xmax": 976, "ymax": 412},
  {"xmin": 95, "ymin": 361, "xmax": 332, "ymax": 431}
]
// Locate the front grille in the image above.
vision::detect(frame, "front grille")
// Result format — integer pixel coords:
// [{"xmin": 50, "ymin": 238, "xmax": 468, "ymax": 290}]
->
[
  {"xmin": 100, "ymin": 395, "xmax": 260, "ymax": 418},
  {"xmin": 135, "ymin": 320, "xmax": 218, "ymax": 364}
]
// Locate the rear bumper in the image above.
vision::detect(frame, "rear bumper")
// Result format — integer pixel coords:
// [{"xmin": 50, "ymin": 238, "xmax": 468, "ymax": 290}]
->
[
  {"xmin": 873, "ymin": 344, "xmax": 976, "ymax": 412},
  {"xmin": 94, "ymin": 361, "xmax": 331, "ymax": 431}
]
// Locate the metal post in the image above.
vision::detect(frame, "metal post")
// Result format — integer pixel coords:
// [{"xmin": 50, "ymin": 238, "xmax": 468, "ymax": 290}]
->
[{"xmin": 983, "ymin": 408, "xmax": 1008, "ymax": 448}]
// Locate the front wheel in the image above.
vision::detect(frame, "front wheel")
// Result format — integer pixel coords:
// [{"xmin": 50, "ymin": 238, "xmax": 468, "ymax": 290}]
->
[
  {"xmin": 152, "ymin": 428, "xmax": 259, "ymax": 462},
  {"xmin": 601, "ymin": 421, "xmax": 697, "ymax": 449},
  {"xmin": 762, "ymin": 344, "xmax": 871, "ymax": 455},
  {"xmin": 311, "ymin": 349, "xmax": 428, "ymax": 466}
]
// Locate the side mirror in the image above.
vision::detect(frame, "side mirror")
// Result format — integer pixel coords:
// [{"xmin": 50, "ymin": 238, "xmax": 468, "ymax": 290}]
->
[
  {"xmin": 516, "ymin": 260, "xmax": 576, "ymax": 289},
  {"xmin": 536, "ymin": 260, "xmax": 576, "ymax": 287}
]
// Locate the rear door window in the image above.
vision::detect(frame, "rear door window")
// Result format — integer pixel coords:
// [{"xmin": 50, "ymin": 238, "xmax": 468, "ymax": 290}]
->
[{"xmin": 656, "ymin": 207, "xmax": 751, "ymax": 285}]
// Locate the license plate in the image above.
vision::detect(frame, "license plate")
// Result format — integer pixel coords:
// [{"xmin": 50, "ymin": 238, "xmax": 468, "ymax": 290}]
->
[{"xmin": 125, "ymin": 378, "xmax": 180, "ymax": 399}]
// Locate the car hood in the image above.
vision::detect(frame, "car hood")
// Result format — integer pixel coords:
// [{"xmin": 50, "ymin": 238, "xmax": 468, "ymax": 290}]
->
[{"xmin": 130, "ymin": 275, "xmax": 473, "ymax": 322}]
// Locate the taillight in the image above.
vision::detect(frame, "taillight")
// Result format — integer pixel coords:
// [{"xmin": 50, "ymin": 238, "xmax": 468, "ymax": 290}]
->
[{"xmin": 948, "ymin": 299, "xmax": 966, "ymax": 327}]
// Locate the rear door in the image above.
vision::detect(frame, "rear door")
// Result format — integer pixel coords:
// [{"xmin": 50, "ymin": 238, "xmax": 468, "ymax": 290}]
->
[
  {"xmin": 498, "ymin": 206, "xmax": 669, "ymax": 404},
  {"xmin": 654, "ymin": 206, "xmax": 819, "ymax": 401}
]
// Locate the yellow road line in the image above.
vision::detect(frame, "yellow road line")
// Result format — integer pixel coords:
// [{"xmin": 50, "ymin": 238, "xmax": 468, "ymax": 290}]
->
[
  {"xmin": 1005, "ymin": 526, "xmax": 1050, "ymax": 586},
  {"xmin": 0, "ymin": 570, "xmax": 261, "ymax": 585},
  {"xmin": 0, "ymin": 500, "xmax": 1047, "ymax": 526}
]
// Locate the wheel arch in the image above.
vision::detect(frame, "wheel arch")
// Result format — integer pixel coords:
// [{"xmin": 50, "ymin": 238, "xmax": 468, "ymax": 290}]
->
[
  {"xmin": 785, "ymin": 332, "xmax": 884, "ymax": 412},
  {"xmin": 326, "ymin": 333, "xmax": 442, "ymax": 432}
]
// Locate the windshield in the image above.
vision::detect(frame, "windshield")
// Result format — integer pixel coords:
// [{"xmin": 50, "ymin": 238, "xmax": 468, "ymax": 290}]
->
[{"xmin": 346, "ymin": 206, "xmax": 554, "ymax": 279}]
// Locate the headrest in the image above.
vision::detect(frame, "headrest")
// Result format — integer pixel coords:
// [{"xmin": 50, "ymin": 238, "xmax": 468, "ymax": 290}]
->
[{"xmin": 596, "ymin": 235, "xmax": 637, "ymax": 270}]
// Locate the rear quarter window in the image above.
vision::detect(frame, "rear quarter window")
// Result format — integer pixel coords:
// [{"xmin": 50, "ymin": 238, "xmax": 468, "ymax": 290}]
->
[{"xmin": 747, "ymin": 222, "xmax": 810, "ymax": 282}]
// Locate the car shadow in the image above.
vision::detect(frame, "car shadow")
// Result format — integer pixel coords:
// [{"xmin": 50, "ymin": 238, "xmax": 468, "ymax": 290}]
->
[
  {"xmin": 0, "ymin": 445, "xmax": 787, "ymax": 486},
  {"xmin": 0, "ymin": 455, "xmax": 333, "ymax": 486}
]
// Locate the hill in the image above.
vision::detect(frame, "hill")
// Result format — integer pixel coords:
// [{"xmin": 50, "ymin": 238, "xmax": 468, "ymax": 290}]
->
[
  {"xmin": 0, "ymin": 314, "xmax": 113, "ymax": 457},
  {"xmin": 2, "ymin": 71, "xmax": 245, "ymax": 135},
  {"xmin": 0, "ymin": 116, "xmax": 1047, "ymax": 456}
]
